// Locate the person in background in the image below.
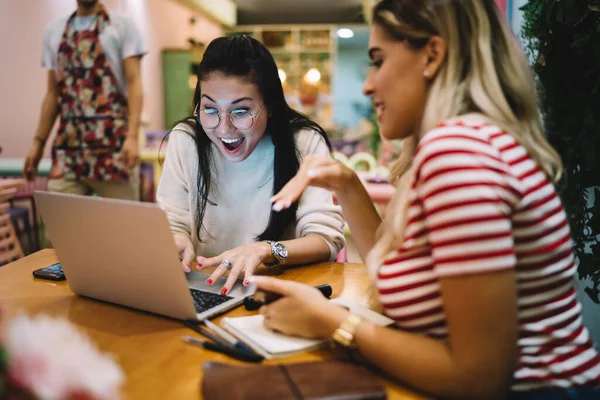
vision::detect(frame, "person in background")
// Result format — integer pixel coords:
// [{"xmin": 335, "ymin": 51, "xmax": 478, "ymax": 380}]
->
[
  {"xmin": 23, "ymin": 0, "xmax": 146, "ymax": 201},
  {"xmin": 254, "ymin": 0, "xmax": 600, "ymax": 399},
  {"xmin": 157, "ymin": 35, "xmax": 345, "ymax": 295}
]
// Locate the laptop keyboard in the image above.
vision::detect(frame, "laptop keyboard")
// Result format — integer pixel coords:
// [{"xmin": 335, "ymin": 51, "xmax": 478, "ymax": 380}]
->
[{"xmin": 190, "ymin": 288, "xmax": 233, "ymax": 313}]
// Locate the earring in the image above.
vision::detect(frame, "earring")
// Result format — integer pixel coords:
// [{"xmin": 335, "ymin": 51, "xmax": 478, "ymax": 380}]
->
[{"xmin": 423, "ymin": 70, "xmax": 430, "ymax": 78}]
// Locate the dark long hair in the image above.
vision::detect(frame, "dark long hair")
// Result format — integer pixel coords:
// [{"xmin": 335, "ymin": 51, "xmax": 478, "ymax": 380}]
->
[{"xmin": 171, "ymin": 35, "xmax": 331, "ymax": 242}]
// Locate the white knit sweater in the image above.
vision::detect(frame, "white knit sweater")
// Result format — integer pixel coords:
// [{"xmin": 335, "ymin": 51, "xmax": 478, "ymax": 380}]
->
[{"xmin": 156, "ymin": 124, "xmax": 345, "ymax": 260}]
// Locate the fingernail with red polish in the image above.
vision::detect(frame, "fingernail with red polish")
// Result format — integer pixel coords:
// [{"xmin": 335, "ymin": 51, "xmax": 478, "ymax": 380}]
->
[
  {"xmin": 244, "ymin": 280, "xmax": 249, "ymax": 286},
  {"xmin": 206, "ymin": 279, "xmax": 213, "ymax": 285},
  {"xmin": 221, "ymin": 288, "xmax": 228, "ymax": 295}
]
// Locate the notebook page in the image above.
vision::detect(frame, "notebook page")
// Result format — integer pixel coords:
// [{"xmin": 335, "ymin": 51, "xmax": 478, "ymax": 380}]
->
[{"xmin": 221, "ymin": 315, "xmax": 325, "ymax": 359}]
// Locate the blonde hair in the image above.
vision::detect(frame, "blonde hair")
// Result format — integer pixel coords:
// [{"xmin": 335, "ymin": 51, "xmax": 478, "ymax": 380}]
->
[{"xmin": 365, "ymin": 0, "xmax": 563, "ymax": 276}]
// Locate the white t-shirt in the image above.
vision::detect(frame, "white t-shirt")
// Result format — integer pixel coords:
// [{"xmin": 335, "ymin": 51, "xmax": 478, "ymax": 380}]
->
[
  {"xmin": 41, "ymin": 12, "xmax": 146, "ymax": 96},
  {"xmin": 156, "ymin": 124, "xmax": 346, "ymax": 260}
]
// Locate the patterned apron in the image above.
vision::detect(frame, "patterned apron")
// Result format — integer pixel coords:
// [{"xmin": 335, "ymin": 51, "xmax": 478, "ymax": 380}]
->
[{"xmin": 51, "ymin": 5, "xmax": 130, "ymax": 181}]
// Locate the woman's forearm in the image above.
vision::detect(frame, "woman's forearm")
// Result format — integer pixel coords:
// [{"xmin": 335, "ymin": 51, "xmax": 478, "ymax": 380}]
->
[
  {"xmin": 261, "ymin": 235, "xmax": 332, "ymax": 266},
  {"xmin": 354, "ymin": 323, "xmax": 466, "ymax": 398},
  {"xmin": 316, "ymin": 309, "xmax": 499, "ymax": 400},
  {"xmin": 335, "ymin": 174, "xmax": 382, "ymax": 262}
]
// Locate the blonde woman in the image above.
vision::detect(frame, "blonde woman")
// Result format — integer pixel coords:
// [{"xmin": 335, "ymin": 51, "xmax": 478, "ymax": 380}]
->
[{"xmin": 251, "ymin": 0, "xmax": 600, "ymax": 398}]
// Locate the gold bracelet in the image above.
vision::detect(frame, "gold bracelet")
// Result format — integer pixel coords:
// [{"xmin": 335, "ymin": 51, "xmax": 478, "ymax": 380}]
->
[{"xmin": 331, "ymin": 313, "xmax": 362, "ymax": 349}]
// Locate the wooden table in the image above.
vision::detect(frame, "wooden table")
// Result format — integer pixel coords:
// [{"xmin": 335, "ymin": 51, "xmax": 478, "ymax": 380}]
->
[{"xmin": 0, "ymin": 250, "xmax": 427, "ymax": 400}]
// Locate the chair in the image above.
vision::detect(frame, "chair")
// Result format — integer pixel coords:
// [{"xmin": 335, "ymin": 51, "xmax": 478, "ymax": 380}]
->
[
  {"xmin": 0, "ymin": 188, "xmax": 24, "ymax": 266},
  {"xmin": 9, "ymin": 206, "xmax": 35, "ymax": 254},
  {"xmin": 10, "ymin": 177, "xmax": 48, "ymax": 251}
]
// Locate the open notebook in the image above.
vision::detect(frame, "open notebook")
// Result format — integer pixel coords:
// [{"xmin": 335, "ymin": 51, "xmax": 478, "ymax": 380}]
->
[{"xmin": 220, "ymin": 297, "xmax": 394, "ymax": 359}]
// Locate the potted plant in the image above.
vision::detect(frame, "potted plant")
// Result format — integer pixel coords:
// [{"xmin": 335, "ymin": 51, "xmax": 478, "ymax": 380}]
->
[{"xmin": 521, "ymin": 0, "xmax": 600, "ymax": 302}]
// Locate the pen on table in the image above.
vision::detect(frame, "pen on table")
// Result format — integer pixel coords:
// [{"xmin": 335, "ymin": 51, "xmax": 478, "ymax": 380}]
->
[
  {"xmin": 202, "ymin": 319, "xmax": 256, "ymax": 354},
  {"xmin": 184, "ymin": 320, "xmax": 259, "ymax": 357},
  {"xmin": 182, "ymin": 335, "xmax": 264, "ymax": 363},
  {"xmin": 183, "ymin": 320, "xmax": 232, "ymax": 348}
]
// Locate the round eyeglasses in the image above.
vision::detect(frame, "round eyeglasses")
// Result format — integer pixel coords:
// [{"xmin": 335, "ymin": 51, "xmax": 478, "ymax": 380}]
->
[{"xmin": 194, "ymin": 103, "xmax": 265, "ymax": 130}]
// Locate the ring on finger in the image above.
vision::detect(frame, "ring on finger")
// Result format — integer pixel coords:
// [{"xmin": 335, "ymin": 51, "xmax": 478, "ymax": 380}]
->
[{"xmin": 221, "ymin": 260, "xmax": 232, "ymax": 271}]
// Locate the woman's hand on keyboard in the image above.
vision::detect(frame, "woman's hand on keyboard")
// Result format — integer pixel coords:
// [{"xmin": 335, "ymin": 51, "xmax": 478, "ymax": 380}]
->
[
  {"xmin": 196, "ymin": 242, "xmax": 272, "ymax": 295},
  {"xmin": 173, "ymin": 233, "xmax": 195, "ymax": 273}
]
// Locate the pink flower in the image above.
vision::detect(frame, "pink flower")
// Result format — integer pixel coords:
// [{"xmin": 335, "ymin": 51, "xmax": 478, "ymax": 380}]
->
[{"xmin": 4, "ymin": 314, "xmax": 124, "ymax": 400}]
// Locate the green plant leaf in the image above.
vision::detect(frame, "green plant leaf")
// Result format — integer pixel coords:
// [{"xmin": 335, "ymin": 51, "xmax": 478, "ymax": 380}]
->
[
  {"xmin": 522, "ymin": 0, "xmax": 600, "ymax": 301},
  {"xmin": 589, "ymin": 0, "xmax": 600, "ymax": 12},
  {"xmin": 585, "ymin": 286, "xmax": 600, "ymax": 303},
  {"xmin": 589, "ymin": 193, "xmax": 600, "ymax": 235}
]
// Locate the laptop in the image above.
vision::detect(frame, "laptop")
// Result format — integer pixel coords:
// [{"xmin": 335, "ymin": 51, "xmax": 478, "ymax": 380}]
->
[{"xmin": 34, "ymin": 191, "xmax": 255, "ymax": 321}]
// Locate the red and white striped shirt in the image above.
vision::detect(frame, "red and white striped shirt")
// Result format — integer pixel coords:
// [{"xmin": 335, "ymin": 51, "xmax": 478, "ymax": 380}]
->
[{"xmin": 377, "ymin": 118, "xmax": 600, "ymax": 391}]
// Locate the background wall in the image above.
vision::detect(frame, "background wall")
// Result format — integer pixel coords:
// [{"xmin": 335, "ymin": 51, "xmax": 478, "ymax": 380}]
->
[
  {"xmin": 511, "ymin": 0, "xmax": 526, "ymax": 37},
  {"xmin": 333, "ymin": 27, "xmax": 370, "ymax": 130},
  {"xmin": 0, "ymin": 0, "xmax": 222, "ymax": 158}
]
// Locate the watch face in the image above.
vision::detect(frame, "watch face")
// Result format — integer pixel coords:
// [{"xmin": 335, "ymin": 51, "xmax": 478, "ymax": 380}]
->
[{"xmin": 273, "ymin": 242, "xmax": 288, "ymax": 259}]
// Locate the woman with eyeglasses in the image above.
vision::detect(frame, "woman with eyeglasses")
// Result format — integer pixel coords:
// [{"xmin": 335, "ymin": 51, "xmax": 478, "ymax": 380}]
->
[{"xmin": 156, "ymin": 35, "xmax": 345, "ymax": 295}]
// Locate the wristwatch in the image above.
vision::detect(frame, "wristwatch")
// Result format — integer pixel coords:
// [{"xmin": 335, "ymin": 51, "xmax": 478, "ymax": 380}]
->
[
  {"xmin": 264, "ymin": 240, "xmax": 288, "ymax": 267},
  {"xmin": 331, "ymin": 313, "xmax": 362, "ymax": 349}
]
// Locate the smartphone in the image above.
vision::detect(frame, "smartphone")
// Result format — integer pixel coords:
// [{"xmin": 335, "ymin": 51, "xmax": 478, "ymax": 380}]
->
[{"xmin": 32, "ymin": 263, "xmax": 66, "ymax": 281}]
